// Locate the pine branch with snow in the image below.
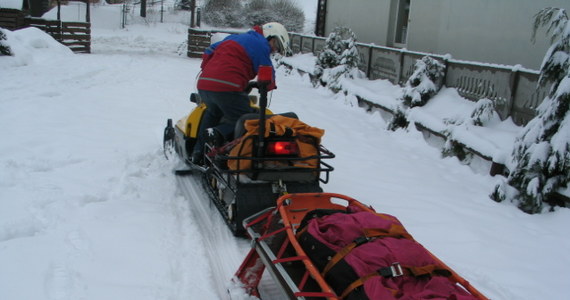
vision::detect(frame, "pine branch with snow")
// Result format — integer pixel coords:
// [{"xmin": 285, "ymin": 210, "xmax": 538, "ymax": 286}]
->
[
  {"xmin": 470, "ymin": 98, "xmax": 500, "ymax": 126},
  {"xmin": 492, "ymin": 7, "xmax": 570, "ymax": 213},
  {"xmin": 0, "ymin": 29, "xmax": 12, "ymax": 56},
  {"xmin": 532, "ymin": 7, "xmax": 570, "ymax": 87}
]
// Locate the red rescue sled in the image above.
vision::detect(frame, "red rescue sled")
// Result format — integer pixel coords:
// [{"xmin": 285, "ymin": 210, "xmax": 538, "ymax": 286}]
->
[{"xmin": 234, "ymin": 193, "xmax": 488, "ymax": 300}]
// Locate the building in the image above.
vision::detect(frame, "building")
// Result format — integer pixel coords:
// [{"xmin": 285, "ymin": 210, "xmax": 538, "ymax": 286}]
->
[{"xmin": 316, "ymin": 0, "xmax": 570, "ymax": 70}]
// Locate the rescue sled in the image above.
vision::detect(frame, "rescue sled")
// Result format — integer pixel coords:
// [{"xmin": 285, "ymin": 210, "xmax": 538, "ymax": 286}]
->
[
  {"xmin": 235, "ymin": 193, "xmax": 489, "ymax": 300},
  {"xmin": 163, "ymin": 66, "xmax": 335, "ymax": 236}
]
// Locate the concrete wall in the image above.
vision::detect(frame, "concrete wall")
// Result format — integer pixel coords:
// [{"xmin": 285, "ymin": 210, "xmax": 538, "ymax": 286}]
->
[
  {"xmin": 324, "ymin": 0, "xmax": 570, "ymax": 70},
  {"xmin": 324, "ymin": 0, "xmax": 392, "ymax": 45},
  {"xmin": 409, "ymin": 0, "xmax": 570, "ymax": 70}
]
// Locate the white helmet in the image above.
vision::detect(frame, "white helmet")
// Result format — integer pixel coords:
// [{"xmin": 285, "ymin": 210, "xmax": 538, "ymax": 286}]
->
[{"xmin": 262, "ymin": 22, "xmax": 290, "ymax": 55}]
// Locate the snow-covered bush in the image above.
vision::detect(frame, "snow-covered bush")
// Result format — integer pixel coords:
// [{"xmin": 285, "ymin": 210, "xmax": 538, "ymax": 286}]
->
[
  {"xmin": 175, "ymin": 0, "xmax": 192, "ymax": 10},
  {"xmin": 402, "ymin": 56, "xmax": 445, "ymax": 107},
  {"xmin": 0, "ymin": 29, "xmax": 12, "ymax": 56},
  {"xmin": 387, "ymin": 56, "xmax": 445, "ymax": 130},
  {"xmin": 245, "ymin": 0, "xmax": 304, "ymax": 33},
  {"xmin": 491, "ymin": 7, "xmax": 570, "ymax": 213},
  {"xmin": 386, "ymin": 106, "xmax": 409, "ymax": 131},
  {"xmin": 202, "ymin": 0, "xmax": 245, "ymax": 28},
  {"xmin": 470, "ymin": 98, "xmax": 500, "ymax": 126},
  {"xmin": 202, "ymin": 0, "xmax": 304, "ymax": 31},
  {"xmin": 314, "ymin": 26, "xmax": 362, "ymax": 93}
]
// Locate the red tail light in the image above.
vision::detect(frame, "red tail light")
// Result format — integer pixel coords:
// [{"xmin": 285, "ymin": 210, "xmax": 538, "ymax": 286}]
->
[{"xmin": 266, "ymin": 141, "xmax": 299, "ymax": 156}]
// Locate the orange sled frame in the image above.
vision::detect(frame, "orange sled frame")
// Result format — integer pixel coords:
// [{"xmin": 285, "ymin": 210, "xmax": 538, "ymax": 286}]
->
[{"xmin": 234, "ymin": 193, "xmax": 488, "ymax": 300}]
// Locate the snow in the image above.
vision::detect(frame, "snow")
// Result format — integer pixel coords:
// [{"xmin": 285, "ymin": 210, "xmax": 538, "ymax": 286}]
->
[
  {"xmin": 0, "ymin": 0, "xmax": 23, "ymax": 9},
  {"xmin": 1, "ymin": 3, "xmax": 570, "ymax": 300}
]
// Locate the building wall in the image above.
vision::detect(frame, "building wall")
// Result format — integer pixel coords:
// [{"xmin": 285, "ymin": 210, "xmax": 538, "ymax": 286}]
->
[
  {"xmin": 323, "ymin": 0, "xmax": 570, "ymax": 70},
  {"xmin": 324, "ymin": 0, "xmax": 392, "ymax": 45},
  {"xmin": 409, "ymin": 0, "xmax": 570, "ymax": 70}
]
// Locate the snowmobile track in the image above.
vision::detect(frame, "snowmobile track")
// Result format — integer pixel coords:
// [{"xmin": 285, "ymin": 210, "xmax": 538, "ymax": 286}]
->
[{"xmin": 176, "ymin": 174, "xmax": 249, "ymax": 299}]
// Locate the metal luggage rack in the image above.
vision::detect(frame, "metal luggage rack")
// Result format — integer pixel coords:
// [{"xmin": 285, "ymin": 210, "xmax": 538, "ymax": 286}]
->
[{"xmin": 205, "ymin": 143, "xmax": 335, "ymax": 184}]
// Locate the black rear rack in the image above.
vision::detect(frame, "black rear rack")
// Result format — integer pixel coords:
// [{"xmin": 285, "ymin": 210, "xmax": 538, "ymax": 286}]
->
[{"xmin": 205, "ymin": 143, "xmax": 335, "ymax": 184}]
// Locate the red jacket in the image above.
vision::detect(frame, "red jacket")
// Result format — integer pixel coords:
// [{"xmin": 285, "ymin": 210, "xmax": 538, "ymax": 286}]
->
[{"xmin": 197, "ymin": 26, "xmax": 276, "ymax": 92}]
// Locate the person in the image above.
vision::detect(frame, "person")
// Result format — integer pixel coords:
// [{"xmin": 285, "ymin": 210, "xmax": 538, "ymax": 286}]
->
[{"xmin": 191, "ymin": 22, "xmax": 290, "ymax": 165}]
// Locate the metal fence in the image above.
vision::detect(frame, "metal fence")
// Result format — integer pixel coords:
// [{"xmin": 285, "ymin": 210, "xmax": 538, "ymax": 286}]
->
[{"xmin": 187, "ymin": 28, "xmax": 549, "ymax": 126}]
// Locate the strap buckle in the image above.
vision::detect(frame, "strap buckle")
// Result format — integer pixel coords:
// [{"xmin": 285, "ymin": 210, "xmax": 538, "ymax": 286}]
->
[
  {"xmin": 353, "ymin": 236, "xmax": 369, "ymax": 246},
  {"xmin": 379, "ymin": 262, "xmax": 404, "ymax": 278}
]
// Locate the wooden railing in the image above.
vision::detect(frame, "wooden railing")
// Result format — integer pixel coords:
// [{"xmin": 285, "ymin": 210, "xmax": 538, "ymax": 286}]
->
[
  {"xmin": 26, "ymin": 18, "xmax": 91, "ymax": 53},
  {"xmin": 0, "ymin": 9, "xmax": 90, "ymax": 54},
  {"xmin": 0, "ymin": 8, "xmax": 27, "ymax": 30}
]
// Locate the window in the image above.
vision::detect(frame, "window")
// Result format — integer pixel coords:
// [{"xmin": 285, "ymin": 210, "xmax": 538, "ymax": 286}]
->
[{"xmin": 394, "ymin": 0, "xmax": 410, "ymax": 45}]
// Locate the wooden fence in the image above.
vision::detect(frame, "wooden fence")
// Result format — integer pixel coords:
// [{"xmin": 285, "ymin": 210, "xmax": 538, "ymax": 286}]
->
[
  {"xmin": 27, "ymin": 18, "xmax": 91, "ymax": 53},
  {"xmin": 0, "ymin": 9, "xmax": 90, "ymax": 54},
  {"xmin": 0, "ymin": 8, "xmax": 27, "ymax": 29}
]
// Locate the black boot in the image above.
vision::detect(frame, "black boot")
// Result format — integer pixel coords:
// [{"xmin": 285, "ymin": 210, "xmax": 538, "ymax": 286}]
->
[
  {"xmin": 206, "ymin": 128, "xmax": 224, "ymax": 148},
  {"xmin": 191, "ymin": 151, "xmax": 203, "ymax": 166}
]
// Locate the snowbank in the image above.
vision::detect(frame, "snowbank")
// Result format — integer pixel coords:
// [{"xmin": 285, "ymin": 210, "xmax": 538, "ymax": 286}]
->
[
  {"xmin": 280, "ymin": 53, "xmax": 522, "ymax": 169},
  {"xmin": 0, "ymin": 27, "xmax": 73, "ymax": 67}
]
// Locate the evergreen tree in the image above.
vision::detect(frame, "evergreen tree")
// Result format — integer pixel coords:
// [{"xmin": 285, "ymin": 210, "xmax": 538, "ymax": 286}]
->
[
  {"xmin": 469, "ymin": 98, "xmax": 499, "ymax": 126},
  {"xmin": 0, "ymin": 29, "xmax": 12, "ymax": 56},
  {"xmin": 491, "ymin": 7, "xmax": 570, "ymax": 213},
  {"xmin": 314, "ymin": 26, "xmax": 362, "ymax": 92},
  {"xmin": 401, "ymin": 56, "xmax": 445, "ymax": 107},
  {"xmin": 387, "ymin": 56, "xmax": 445, "ymax": 130}
]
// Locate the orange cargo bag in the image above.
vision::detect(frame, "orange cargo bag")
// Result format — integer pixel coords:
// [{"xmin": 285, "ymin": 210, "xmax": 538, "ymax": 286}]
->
[{"xmin": 228, "ymin": 115, "xmax": 324, "ymax": 171}]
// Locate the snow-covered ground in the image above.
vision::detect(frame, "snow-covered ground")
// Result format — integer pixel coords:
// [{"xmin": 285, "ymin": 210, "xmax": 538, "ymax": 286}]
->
[{"xmin": 1, "ymin": 3, "xmax": 570, "ymax": 300}]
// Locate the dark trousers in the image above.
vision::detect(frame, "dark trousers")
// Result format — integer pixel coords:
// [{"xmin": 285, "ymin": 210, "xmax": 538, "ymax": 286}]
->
[{"xmin": 192, "ymin": 90, "xmax": 253, "ymax": 156}]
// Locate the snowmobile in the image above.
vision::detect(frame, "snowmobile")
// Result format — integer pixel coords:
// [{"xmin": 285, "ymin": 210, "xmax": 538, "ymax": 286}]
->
[{"xmin": 163, "ymin": 66, "xmax": 335, "ymax": 236}]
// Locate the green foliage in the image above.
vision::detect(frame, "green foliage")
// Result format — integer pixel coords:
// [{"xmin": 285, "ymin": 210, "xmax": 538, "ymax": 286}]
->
[
  {"xmin": 401, "ymin": 56, "xmax": 445, "ymax": 107},
  {"xmin": 386, "ymin": 106, "xmax": 409, "ymax": 131},
  {"xmin": 314, "ymin": 26, "xmax": 361, "ymax": 90},
  {"xmin": 491, "ymin": 7, "xmax": 570, "ymax": 213},
  {"xmin": 470, "ymin": 98, "xmax": 499, "ymax": 126},
  {"xmin": 0, "ymin": 29, "xmax": 12, "ymax": 56}
]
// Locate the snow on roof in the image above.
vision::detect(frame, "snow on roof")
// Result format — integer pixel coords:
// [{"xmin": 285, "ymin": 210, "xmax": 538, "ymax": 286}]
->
[{"xmin": 0, "ymin": 0, "xmax": 24, "ymax": 10}]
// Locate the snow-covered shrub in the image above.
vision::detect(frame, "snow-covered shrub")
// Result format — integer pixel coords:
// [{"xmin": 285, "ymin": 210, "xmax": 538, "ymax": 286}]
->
[
  {"xmin": 491, "ymin": 7, "xmax": 570, "ymax": 213},
  {"xmin": 441, "ymin": 138, "xmax": 470, "ymax": 162},
  {"xmin": 202, "ymin": 0, "xmax": 245, "ymax": 28},
  {"xmin": 386, "ymin": 105, "xmax": 409, "ymax": 131},
  {"xmin": 470, "ymin": 98, "xmax": 500, "ymax": 126},
  {"xmin": 175, "ymin": 0, "xmax": 192, "ymax": 10},
  {"xmin": 0, "ymin": 29, "xmax": 12, "ymax": 56},
  {"xmin": 401, "ymin": 56, "xmax": 445, "ymax": 107},
  {"xmin": 202, "ymin": 0, "xmax": 304, "ymax": 31},
  {"xmin": 314, "ymin": 26, "xmax": 362, "ymax": 92}
]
